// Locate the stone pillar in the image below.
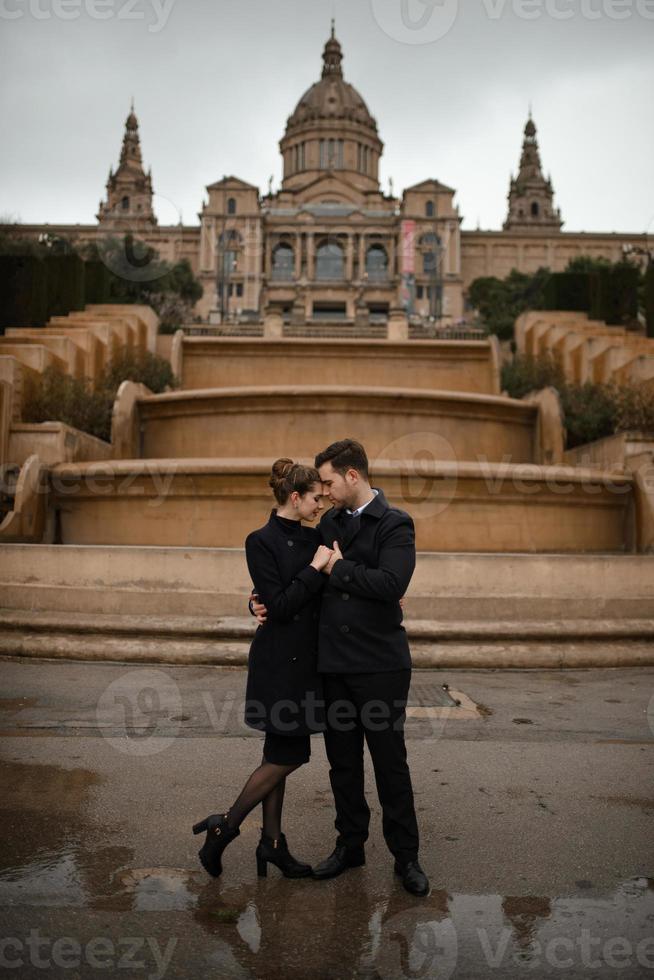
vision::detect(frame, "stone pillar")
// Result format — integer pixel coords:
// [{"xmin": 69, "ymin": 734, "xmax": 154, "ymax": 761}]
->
[
  {"xmin": 295, "ymin": 233, "xmax": 302, "ymax": 278},
  {"xmin": 346, "ymin": 234, "xmax": 354, "ymax": 281},
  {"xmin": 388, "ymin": 237, "xmax": 396, "ymax": 279},
  {"xmin": 264, "ymin": 311, "xmax": 284, "ymax": 338},
  {"xmin": 358, "ymin": 234, "xmax": 366, "ymax": 278},
  {"xmin": 388, "ymin": 306, "xmax": 409, "ymax": 341},
  {"xmin": 307, "ymin": 233, "xmax": 315, "ymax": 280}
]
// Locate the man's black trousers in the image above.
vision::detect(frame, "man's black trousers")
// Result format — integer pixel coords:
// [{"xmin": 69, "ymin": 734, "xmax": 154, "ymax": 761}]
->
[{"xmin": 321, "ymin": 668, "xmax": 420, "ymax": 864}]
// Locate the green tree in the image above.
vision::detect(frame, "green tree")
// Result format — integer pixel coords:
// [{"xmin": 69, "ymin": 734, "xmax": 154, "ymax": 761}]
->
[{"xmin": 468, "ymin": 266, "xmax": 550, "ymax": 340}]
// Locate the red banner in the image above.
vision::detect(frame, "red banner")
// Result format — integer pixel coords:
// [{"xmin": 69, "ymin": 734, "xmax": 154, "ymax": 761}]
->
[{"xmin": 401, "ymin": 220, "xmax": 416, "ymax": 275}]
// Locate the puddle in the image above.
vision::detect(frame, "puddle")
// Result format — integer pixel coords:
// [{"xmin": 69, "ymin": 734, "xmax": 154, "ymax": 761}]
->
[{"xmin": 1, "ymin": 757, "xmax": 653, "ymax": 978}]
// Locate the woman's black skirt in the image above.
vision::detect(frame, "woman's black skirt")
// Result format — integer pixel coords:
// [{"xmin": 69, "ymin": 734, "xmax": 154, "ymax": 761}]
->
[{"xmin": 263, "ymin": 731, "xmax": 311, "ymax": 766}]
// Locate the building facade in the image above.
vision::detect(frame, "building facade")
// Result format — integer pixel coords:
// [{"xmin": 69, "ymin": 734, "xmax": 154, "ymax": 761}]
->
[{"xmin": 4, "ymin": 28, "xmax": 648, "ymax": 325}]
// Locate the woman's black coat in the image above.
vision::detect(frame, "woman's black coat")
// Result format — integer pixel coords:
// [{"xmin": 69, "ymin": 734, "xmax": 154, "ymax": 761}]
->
[{"xmin": 244, "ymin": 510, "xmax": 326, "ymax": 736}]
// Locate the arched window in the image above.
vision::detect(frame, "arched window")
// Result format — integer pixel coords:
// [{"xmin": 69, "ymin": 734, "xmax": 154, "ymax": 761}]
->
[
  {"xmin": 531, "ymin": 201, "xmax": 539, "ymax": 217},
  {"xmin": 316, "ymin": 240, "xmax": 344, "ymax": 280},
  {"xmin": 425, "ymin": 200, "xmax": 435, "ymax": 218},
  {"xmin": 227, "ymin": 197, "xmax": 237, "ymax": 215},
  {"xmin": 420, "ymin": 233, "xmax": 441, "ymax": 276},
  {"xmin": 121, "ymin": 196, "xmax": 129, "ymax": 210},
  {"xmin": 272, "ymin": 243, "xmax": 294, "ymax": 280},
  {"xmin": 218, "ymin": 229, "xmax": 241, "ymax": 274},
  {"xmin": 365, "ymin": 245, "xmax": 388, "ymax": 281}
]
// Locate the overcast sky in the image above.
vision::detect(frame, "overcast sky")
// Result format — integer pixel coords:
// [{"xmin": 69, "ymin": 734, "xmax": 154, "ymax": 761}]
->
[{"xmin": 1, "ymin": 0, "xmax": 652, "ymax": 234}]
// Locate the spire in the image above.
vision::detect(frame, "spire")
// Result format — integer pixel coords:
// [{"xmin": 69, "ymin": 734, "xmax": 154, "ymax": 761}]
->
[
  {"xmin": 322, "ymin": 24, "xmax": 343, "ymax": 77},
  {"xmin": 503, "ymin": 114, "xmax": 562, "ymax": 231},
  {"xmin": 96, "ymin": 101, "xmax": 156, "ymax": 228}
]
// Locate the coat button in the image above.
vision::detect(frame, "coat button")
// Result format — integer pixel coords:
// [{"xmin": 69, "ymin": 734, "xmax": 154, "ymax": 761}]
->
[
  {"xmin": 343, "ymin": 575, "xmax": 351, "ymax": 582},
  {"xmin": 341, "ymin": 593, "xmax": 349, "ymax": 600},
  {"xmin": 291, "ymin": 656, "xmax": 298, "ymax": 662},
  {"xmin": 287, "ymin": 540, "xmax": 294, "ymax": 547},
  {"xmin": 293, "ymin": 614, "xmax": 300, "ymax": 621},
  {"xmin": 340, "ymin": 625, "xmax": 350, "ymax": 634}
]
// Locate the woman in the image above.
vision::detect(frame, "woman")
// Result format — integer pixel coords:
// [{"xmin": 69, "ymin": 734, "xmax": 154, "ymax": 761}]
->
[{"xmin": 192, "ymin": 458, "xmax": 332, "ymax": 880}]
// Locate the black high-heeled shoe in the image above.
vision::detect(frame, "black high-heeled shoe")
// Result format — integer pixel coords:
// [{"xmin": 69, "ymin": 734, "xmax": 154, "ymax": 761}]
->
[
  {"xmin": 192, "ymin": 812, "xmax": 240, "ymax": 877},
  {"xmin": 255, "ymin": 831, "xmax": 312, "ymax": 879}
]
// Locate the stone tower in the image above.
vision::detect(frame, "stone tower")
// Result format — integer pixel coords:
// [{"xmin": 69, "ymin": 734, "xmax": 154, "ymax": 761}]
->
[
  {"xmin": 504, "ymin": 114, "xmax": 562, "ymax": 232},
  {"xmin": 97, "ymin": 101, "xmax": 157, "ymax": 230}
]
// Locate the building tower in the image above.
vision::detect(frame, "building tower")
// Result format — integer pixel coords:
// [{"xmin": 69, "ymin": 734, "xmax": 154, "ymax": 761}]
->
[
  {"xmin": 278, "ymin": 22, "xmax": 384, "ymax": 195},
  {"xmin": 97, "ymin": 101, "xmax": 157, "ymax": 230},
  {"xmin": 504, "ymin": 114, "xmax": 562, "ymax": 231}
]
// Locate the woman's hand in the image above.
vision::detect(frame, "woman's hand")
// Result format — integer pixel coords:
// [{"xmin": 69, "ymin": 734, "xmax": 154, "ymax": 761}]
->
[
  {"xmin": 311, "ymin": 544, "xmax": 334, "ymax": 571},
  {"xmin": 324, "ymin": 540, "xmax": 343, "ymax": 575}
]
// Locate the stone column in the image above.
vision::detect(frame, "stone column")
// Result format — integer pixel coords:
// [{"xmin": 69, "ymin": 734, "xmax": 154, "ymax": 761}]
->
[
  {"xmin": 264, "ymin": 311, "xmax": 284, "ymax": 338},
  {"xmin": 358, "ymin": 234, "xmax": 366, "ymax": 278},
  {"xmin": 346, "ymin": 234, "xmax": 354, "ymax": 281},
  {"xmin": 295, "ymin": 232, "xmax": 302, "ymax": 278},
  {"xmin": 307, "ymin": 232, "xmax": 315, "ymax": 280},
  {"xmin": 388, "ymin": 306, "xmax": 409, "ymax": 341},
  {"xmin": 388, "ymin": 237, "xmax": 396, "ymax": 279}
]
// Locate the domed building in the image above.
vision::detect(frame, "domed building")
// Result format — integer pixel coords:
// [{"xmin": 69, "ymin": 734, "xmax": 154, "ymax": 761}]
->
[
  {"xmin": 195, "ymin": 24, "xmax": 464, "ymax": 325},
  {"xmin": 11, "ymin": 25, "xmax": 646, "ymax": 329}
]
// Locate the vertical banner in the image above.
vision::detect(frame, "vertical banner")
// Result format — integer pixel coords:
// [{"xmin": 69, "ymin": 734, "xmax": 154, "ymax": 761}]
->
[
  {"xmin": 400, "ymin": 219, "xmax": 416, "ymax": 313},
  {"xmin": 401, "ymin": 220, "xmax": 416, "ymax": 274}
]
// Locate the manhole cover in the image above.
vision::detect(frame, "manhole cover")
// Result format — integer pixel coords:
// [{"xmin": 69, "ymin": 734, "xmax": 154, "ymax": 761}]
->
[{"xmin": 408, "ymin": 681, "xmax": 459, "ymax": 708}]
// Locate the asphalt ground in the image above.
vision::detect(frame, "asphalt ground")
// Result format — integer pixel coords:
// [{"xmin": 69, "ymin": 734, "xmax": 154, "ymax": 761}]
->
[{"xmin": 0, "ymin": 657, "xmax": 653, "ymax": 979}]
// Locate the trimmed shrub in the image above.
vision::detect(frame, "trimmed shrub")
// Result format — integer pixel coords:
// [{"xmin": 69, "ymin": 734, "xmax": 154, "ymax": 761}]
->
[
  {"xmin": 0, "ymin": 254, "xmax": 47, "ymax": 330},
  {"xmin": 21, "ymin": 343, "xmax": 179, "ymax": 442},
  {"xmin": 542, "ymin": 272, "xmax": 592, "ymax": 312},
  {"xmin": 502, "ymin": 352, "xmax": 654, "ymax": 449},
  {"xmin": 589, "ymin": 263, "xmax": 639, "ymax": 325},
  {"xmin": 83, "ymin": 260, "xmax": 111, "ymax": 304},
  {"xmin": 500, "ymin": 352, "xmax": 566, "ymax": 400},
  {"xmin": 45, "ymin": 253, "xmax": 85, "ymax": 318},
  {"xmin": 23, "ymin": 366, "xmax": 114, "ymax": 441},
  {"xmin": 644, "ymin": 265, "xmax": 654, "ymax": 339}
]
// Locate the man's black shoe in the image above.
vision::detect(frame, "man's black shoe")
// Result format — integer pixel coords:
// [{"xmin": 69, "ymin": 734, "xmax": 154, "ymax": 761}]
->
[
  {"xmin": 394, "ymin": 859, "xmax": 430, "ymax": 896},
  {"xmin": 312, "ymin": 844, "xmax": 365, "ymax": 880}
]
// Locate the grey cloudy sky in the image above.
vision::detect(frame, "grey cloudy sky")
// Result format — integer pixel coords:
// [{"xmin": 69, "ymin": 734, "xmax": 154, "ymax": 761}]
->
[{"xmin": 1, "ymin": 0, "xmax": 652, "ymax": 234}]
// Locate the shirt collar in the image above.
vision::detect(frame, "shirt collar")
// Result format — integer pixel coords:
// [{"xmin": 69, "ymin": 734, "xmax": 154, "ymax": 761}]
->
[{"xmin": 346, "ymin": 488, "xmax": 379, "ymax": 517}]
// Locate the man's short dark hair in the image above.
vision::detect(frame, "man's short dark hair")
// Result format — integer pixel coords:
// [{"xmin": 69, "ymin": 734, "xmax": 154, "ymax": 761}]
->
[{"xmin": 314, "ymin": 439, "xmax": 369, "ymax": 480}]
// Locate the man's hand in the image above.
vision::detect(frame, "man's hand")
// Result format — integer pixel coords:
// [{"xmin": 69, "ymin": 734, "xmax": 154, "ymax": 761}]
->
[
  {"xmin": 250, "ymin": 592, "xmax": 268, "ymax": 624},
  {"xmin": 324, "ymin": 540, "xmax": 343, "ymax": 576}
]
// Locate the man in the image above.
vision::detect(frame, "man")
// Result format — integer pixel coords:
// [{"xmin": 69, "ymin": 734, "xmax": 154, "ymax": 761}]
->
[{"xmin": 250, "ymin": 439, "xmax": 429, "ymax": 897}]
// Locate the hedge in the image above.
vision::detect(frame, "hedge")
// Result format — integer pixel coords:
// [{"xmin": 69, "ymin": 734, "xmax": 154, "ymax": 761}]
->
[
  {"xmin": 644, "ymin": 265, "xmax": 654, "ymax": 339},
  {"xmin": 0, "ymin": 255, "xmax": 48, "ymax": 331},
  {"xmin": 44, "ymin": 253, "xmax": 86, "ymax": 318},
  {"xmin": 589, "ymin": 263, "xmax": 639, "ymax": 325},
  {"xmin": 542, "ymin": 272, "xmax": 592, "ymax": 312}
]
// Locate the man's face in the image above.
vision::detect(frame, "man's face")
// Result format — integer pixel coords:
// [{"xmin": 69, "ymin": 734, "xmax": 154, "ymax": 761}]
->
[{"xmin": 318, "ymin": 461, "xmax": 356, "ymax": 509}]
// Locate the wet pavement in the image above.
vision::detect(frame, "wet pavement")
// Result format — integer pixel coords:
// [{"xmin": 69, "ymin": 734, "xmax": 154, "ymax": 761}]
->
[{"xmin": 0, "ymin": 658, "xmax": 653, "ymax": 979}]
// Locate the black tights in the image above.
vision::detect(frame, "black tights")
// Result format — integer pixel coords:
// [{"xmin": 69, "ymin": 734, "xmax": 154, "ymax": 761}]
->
[{"xmin": 225, "ymin": 757, "xmax": 301, "ymax": 838}]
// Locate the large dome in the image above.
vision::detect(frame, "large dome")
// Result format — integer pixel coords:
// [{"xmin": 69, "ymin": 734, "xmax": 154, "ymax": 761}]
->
[{"xmin": 285, "ymin": 30, "xmax": 378, "ymax": 136}]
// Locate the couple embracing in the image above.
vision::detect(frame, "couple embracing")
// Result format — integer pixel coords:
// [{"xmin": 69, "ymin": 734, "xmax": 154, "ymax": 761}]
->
[{"xmin": 192, "ymin": 438, "xmax": 429, "ymax": 897}]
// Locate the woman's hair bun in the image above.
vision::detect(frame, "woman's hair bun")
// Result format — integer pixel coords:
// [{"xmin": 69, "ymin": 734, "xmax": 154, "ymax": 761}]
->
[
  {"xmin": 269, "ymin": 457, "xmax": 296, "ymax": 490},
  {"xmin": 267, "ymin": 457, "xmax": 321, "ymax": 506}
]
